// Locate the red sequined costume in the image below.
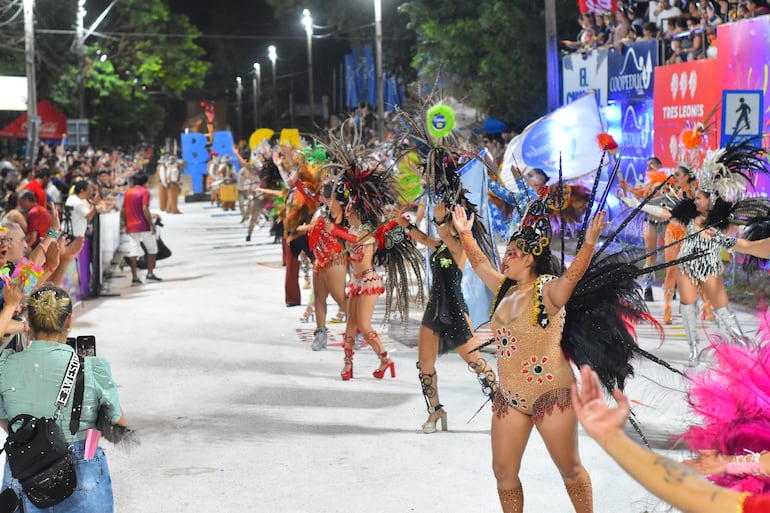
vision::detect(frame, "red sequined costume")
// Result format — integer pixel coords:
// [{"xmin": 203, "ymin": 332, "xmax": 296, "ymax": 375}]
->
[
  {"xmin": 307, "ymin": 216, "xmax": 347, "ymax": 273},
  {"xmin": 743, "ymin": 493, "xmax": 770, "ymax": 512},
  {"xmin": 492, "ymin": 275, "xmax": 573, "ymax": 424},
  {"xmin": 346, "ymin": 224, "xmax": 384, "ymax": 297}
]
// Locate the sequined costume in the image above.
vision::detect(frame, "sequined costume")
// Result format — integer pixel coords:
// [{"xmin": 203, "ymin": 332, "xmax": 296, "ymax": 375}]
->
[
  {"xmin": 678, "ymin": 220, "xmax": 723, "ymax": 283},
  {"xmin": 307, "ymin": 215, "xmax": 346, "ymax": 272},
  {"xmin": 421, "ymin": 242, "xmax": 473, "ymax": 355},
  {"xmin": 491, "ymin": 275, "xmax": 573, "ymax": 424}
]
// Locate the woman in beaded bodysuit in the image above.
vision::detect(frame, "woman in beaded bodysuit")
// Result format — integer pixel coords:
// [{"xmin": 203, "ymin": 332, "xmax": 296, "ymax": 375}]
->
[
  {"xmin": 452, "ymin": 195, "xmax": 606, "ymax": 513},
  {"xmin": 392, "ymin": 201, "xmax": 496, "ymax": 433}
]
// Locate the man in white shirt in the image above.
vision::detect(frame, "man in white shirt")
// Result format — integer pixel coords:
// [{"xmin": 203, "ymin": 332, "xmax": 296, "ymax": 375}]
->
[{"xmin": 64, "ymin": 181, "xmax": 96, "ymax": 238}]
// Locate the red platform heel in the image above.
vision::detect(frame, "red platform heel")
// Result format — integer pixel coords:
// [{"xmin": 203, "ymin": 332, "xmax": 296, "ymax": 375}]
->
[
  {"xmin": 373, "ymin": 351, "xmax": 396, "ymax": 379},
  {"xmin": 341, "ymin": 336, "xmax": 354, "ymax": 381}
]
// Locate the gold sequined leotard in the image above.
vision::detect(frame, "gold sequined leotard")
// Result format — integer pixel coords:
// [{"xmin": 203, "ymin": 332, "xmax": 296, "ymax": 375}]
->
[{"xmin": 491, "ymin": 275, "xmax": 573, "ymax": 424}]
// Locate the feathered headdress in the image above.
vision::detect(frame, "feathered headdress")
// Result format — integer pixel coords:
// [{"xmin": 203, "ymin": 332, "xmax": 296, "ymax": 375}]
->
[
  {"xmin": 698, "ymin": 138, "xmax": 770, "ymax": 205},
  {"xmin": 392, "ymin": 101, "xmax": 496, "ymax": 263}
]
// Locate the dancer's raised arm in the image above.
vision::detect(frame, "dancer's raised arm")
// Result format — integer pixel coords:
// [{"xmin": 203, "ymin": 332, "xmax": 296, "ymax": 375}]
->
[{"xmin": 451, "ymin": 205, "xmax": 502, "ymax": 291}]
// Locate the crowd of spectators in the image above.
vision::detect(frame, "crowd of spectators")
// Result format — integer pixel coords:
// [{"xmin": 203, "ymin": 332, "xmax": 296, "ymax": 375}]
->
[
  {"xmin": 562, "ymin": 0, "xmax": 769, "ymax": 63},
  {"xmin": 0, "ymin": 142, "xmax": 154, "ymax": 292}
]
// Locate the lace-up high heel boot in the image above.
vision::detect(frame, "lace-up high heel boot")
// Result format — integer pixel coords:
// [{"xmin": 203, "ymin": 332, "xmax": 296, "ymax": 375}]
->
[
  {"xmin": 367, "ymin": 331, "xmax": 395, "ymax": 378},
  {"xmin": 497, "ymin": 484, "xmax": 523, "ymax": 513},
  {"xmin": 417, "ymin": 362, "xmax": 447, "ymax": 433},
  {"xmin": 714, "ymin": 306, "xmax": 749, "ymax": 347},
  {"xmin": 468, "ymin": 357, "xmax": 497, "ymax": 402},
  {"xmin": 340, "ymin": 335, "xmax": 354, "ymax": 381},
  {"xmin": 680, "ymin": 303, "xmax": 700, "ymax": 366}
]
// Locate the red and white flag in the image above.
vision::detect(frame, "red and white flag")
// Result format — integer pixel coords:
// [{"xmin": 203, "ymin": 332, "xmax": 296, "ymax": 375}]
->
[{"xmin": 578, "ymin": 0, "xmax": 618, "ymax": 14}]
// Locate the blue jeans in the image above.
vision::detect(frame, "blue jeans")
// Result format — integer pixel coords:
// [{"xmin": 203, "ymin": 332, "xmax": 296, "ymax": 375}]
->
[{"xmin": 2, "ymin": 440, "xmax": 114, "ymax": 513}]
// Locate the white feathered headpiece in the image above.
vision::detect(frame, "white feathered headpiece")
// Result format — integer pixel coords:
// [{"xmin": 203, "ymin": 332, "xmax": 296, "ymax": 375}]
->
[{"xmin": 698, "ymin": 139, "xmax": 769, "ymax": 205}]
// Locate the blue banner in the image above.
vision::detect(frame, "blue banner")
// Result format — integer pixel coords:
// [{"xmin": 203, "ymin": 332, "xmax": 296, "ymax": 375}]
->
[
  {"xmin": 344, "ymin": 53, "xmax": 359, "ymax": 109},
  {"xmin": 608, "ymin": 39, "xmax": 657, "ymax": 102},
  {"xmin": 606, "ymin": 98, "xmax": 654, "ymax": 160},
  {"xmin": 365, "ymin": 45, "xmax": 376, "ymax": 108}
]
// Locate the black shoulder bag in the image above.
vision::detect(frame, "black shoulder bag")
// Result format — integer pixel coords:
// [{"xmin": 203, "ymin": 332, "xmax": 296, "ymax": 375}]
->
[{"xmin": 2, "ymin": 353, "xmax": 85, "ymax": 509}]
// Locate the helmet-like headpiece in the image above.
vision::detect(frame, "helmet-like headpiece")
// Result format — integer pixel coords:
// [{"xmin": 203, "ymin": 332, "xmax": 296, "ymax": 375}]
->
[{"xmin": 510, "ymin": 186, "xmax": 553, "ymax": 256}]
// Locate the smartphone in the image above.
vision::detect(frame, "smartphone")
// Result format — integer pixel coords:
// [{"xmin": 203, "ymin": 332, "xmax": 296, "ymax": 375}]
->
[
  {"xmin": 66, "ymin": 337, "xmax": 77, "ymax": 352},
  {"xmin": 77, "ymin": 336, "xmax": 96, "ymax": 356}
]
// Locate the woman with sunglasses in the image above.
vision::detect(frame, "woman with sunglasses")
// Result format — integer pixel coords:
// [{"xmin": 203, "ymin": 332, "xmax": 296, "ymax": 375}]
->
[{"xmin": 0, "ymin": 285, "xmax": 126, "ymax": 512}]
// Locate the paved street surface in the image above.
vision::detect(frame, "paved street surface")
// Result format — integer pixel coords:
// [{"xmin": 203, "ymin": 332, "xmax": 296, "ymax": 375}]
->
[{"xmin": 59, "ymin": 199, "xmax": 758, "ymax": 512}]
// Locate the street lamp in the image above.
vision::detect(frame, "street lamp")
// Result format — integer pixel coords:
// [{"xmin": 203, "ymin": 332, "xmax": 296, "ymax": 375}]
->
[
  {"xmin": 23, "ymin": 0, "xmax": 38, "ymax": 164},
  {"xmin": 76, "ymin": 0, "xmax": 86, "ymax": 119},
  {"xmin": 236, "ymin": 76, "xmax": 243, "ymax": 140},
  {"xmin": 373, "ymin": 0, "xmax": 384, "ymax": 141},
  {"xmin": 252, "ymin": 62, "xmax": 261, "ymax": 129},
  {"xmin": 268, "ymin": 45, "xmax": 278, "ymax": 126},
  {"xmin": 302, "ymin": 9, "xmax": 314, "ymax": 126}
]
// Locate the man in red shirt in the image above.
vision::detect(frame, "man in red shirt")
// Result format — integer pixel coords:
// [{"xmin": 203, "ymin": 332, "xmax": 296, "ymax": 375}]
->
[
  {"xmin": 23, "ymin": 168, "xmax": 51, "ymax": 207},
  {"xmin": 124, "ymin": 173, "xmax": 161, "ymax": 284},
  {"xmin": 19, "ymin": 190, "xmax": 52, "ymax": 248}
]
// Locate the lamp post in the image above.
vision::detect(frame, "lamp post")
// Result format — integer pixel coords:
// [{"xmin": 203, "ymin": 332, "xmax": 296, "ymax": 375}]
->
[
  {"xmin": 23, "ymin": 0, "xmax": 38, "ymax": 164},
  {"xmin": 268, "ymin": 45, "xmax": 278, "ymax": 126},
  {"xmin": 76, "ymin": 0, "xmax": 86, "ymax": 119},
  {"xmin": 236, "ymin": 76, "xmax": 243, "ymax": 140},
  {"xmin": 373, "ymin": 0, "xmax": 384, "ymax": 141},
  {"xmin": 252, "ymin": 62, "xmax": 261, "ymax": 129},
  {"xmin": 302, "ymin": 9, "xmax": 314, "ymax": 126}
]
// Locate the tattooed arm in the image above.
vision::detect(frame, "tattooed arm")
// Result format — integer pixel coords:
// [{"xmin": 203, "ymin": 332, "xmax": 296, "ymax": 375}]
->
[{"xmin": 573, "ymin": 366, "xmax": 747, "ymax": 513}]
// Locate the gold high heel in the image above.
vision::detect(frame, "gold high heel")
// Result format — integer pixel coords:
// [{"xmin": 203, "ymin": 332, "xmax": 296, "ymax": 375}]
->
[{"xmin": 421, "ymin": 408, "xmax": 447, "ymax": 434}]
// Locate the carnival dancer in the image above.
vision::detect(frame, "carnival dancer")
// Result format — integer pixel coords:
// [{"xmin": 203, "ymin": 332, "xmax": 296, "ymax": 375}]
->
[
  {"xmin": 320, "ymin": 129, "xmax": 423, "ymax": 381},
  {"xmin": 618, "ymin": 156, "xmax": 668, "ymax": 301},
  {"xmin": 661, "ymin": 164, "xmax": 698, "ymax": 324},
  {"xmin": 393, "ymin": 198, "xmax": 497, "ymax": 433},
  {"xmin": 165, "ymin": 157, "xmax": 183, "ymax": 214},
  {"xmin": 392, "ymin": 105, "xmax": 499, "ymax": 431},
  {"xmin": 452, "ymin": 193, "xmax": 604, "ymax": 513},
  {"xmin": 452, "ymin": 168, "xmax": 686, "ymax": 512},
  {"xmin": 306, "ymin": 187, "xmax": 348, "ymax": 351},
  {"xmin": 156, "ymin": 155, "xmax": 169, "ymax": 212},
  {"xmin": 622, "ymin": 140, "xmax": 770, "ymax": 364}
]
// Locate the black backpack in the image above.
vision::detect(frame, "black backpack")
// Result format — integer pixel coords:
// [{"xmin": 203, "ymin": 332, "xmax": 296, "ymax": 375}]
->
[{"xmin": 2, "ymin": 353, "xmax": 84, "ymax": 508}]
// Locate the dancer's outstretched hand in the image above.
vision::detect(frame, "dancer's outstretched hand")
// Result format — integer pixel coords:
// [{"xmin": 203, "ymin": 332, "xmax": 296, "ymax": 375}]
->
[
  {"xmin": 571, "ymin": 365, "xmax": 630, "ymax": 448},
  {"xmin": 583, "ymin": 211, "xmax": 607, "ymax": 246},
  {"xmin": 451, "ymin": 205, "xmax": 473, "ymax": 234}
]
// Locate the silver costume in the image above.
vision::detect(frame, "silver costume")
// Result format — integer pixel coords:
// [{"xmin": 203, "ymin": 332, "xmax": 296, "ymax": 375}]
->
[{"xmin": 678, "ymin": 220, "xmax": 724, "ymax": 283}]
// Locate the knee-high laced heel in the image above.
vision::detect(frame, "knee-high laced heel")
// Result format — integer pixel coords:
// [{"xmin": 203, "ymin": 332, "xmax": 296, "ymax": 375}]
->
[
  {"xmin": 341, "ymin": 335, "xmax": 354, "ymax": 381},
  {"xmin": 417, "ymin": 362, "xmax": 447, "ymax": 433}
]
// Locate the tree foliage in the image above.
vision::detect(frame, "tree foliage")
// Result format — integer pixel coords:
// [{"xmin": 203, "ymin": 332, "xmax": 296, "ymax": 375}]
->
[
  {"xmin": 400, "ymin": 0, "xmax": 579, "ymax": 130},
  {"xmin": 1, "ymin": 0, "xmax": 209, "ymax": 146}
]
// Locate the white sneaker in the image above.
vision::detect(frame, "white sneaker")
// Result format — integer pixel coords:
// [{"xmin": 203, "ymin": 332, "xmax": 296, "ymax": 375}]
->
[{"xmin": 311, "ymin": 328, "xmax": 328, "ymax": 351}]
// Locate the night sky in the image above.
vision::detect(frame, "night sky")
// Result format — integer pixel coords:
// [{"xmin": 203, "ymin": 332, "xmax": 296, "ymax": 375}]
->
[{"xmin": 169, "ymin": 0, "xmax": 351, "ymax": 108}]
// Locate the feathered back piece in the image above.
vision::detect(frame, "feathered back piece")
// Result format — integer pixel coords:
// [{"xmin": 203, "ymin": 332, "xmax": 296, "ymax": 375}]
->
[
  {"xmin": 561, "ymin": 248, "xmax": 683, "ymax": 394},
  {"xmin": 682, "ymin": 323, "xmax": 770, "ymax": 494},
  {"xmin": 392, "ymin": 103, "xmax": 496, "ymax": 263},
  {"xmin": 699, "ymin": 138, "xmax": 770, "ymax": 205}
]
